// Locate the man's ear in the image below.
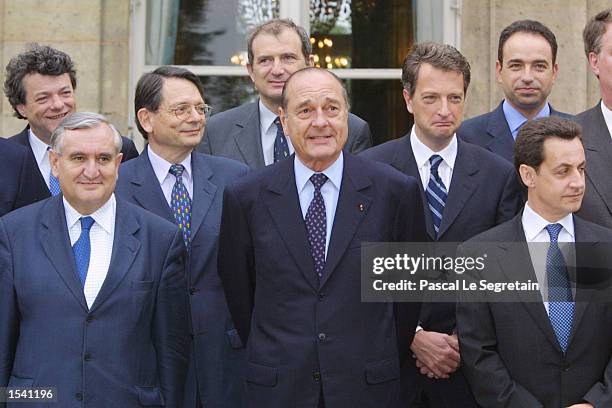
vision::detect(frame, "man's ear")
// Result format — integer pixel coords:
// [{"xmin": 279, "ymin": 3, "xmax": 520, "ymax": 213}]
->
[
  {"xmin": 247, "ymin": 63, "xmax": 255, "ymax": 83},
  {"xmin": 16, "ymin": 104, "xmax": 28, "ymax": 119},
  {"xmin": 588, "ymin": 51, "xmax": 600, "ymax": 78},
  {"xmin": 402, "ymin": 88, "xmax": 414, "ymax": 114},
  {"xmin": 137, "ymin": 108, "xmax": 154, "ymax": 134},
  {"xmin": 518, "ymin": 164, "xmax": 536, "ymax": 188}
]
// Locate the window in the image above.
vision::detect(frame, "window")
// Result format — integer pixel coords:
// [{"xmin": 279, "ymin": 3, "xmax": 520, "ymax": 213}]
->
[{"xmin": 130, "ymin": 0, "xmax": 462, "ymax": 144}]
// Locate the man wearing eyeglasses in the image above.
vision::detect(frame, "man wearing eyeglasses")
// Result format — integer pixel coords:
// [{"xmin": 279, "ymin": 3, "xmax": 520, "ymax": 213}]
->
[{"xmin": 116, "ymin": 66, "xmax": 249, "ymax": 408}]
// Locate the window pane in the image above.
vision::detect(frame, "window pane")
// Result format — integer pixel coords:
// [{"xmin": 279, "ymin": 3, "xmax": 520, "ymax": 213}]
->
[
  {"xmin": 146, "ymin": 0, "xmax": 280, "ymax": 66},
  {"xmin": 310, "ymin": 0, "xmax": 415, "ymax": 69},
  {"xmin": 199, "ymin": 76, "xmax": 258, "ymax": 114}
]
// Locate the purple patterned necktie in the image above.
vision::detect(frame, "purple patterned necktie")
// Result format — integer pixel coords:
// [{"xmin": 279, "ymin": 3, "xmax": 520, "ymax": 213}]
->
[
  {"xmin": 273, "ymin": 117, "xmax": 290, "ymax": 162},
  {"xmin": 169, "ymin": 164, "xmax": 192, "ymax": 250},
  {"xmin": 305, "ymin": 173, "xmax": 328, "ymax": 280}
]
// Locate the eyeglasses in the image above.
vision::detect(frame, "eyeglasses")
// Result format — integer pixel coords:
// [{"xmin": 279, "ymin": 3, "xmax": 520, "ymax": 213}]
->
[{"xmin": 166, "ymin": 104, "xmax": 212, "ymax": 120}]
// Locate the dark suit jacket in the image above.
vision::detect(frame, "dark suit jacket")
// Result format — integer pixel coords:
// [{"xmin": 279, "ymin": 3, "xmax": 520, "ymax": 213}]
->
[
  {"xmin": 197, "ymin": 101, "xmax": 373, "ymax": 168},
  {"xmin": 218, "ymin": 153, "xmax": 426, "ymax": 408},
  {"xmin": 116, "ymin": 149, "xmax": 249, "ymax": 408},
  {"xmin": 362, "ymin": 135, "xmax": 522, "ymax": 406},
  {"xmin": 0, "ymin": 138, "xmax": 39, "ymax": 216},
  {"xmin": 456, "ymin": 214, "xmax": 612, "ymax": 408},
  {"xmin": 9, "ymin": 126, "xmax": 139, "ymax": 202},
  {"xmin": 457, "ymin": 101, "xmax": 571, "ymax": 163},
  {"xmin": 572, "ymin": 102, "xmax": 612, "ymax": 230},
  {"xmin": 0, "ymin": 197, "xmax": 191, "ymax": 407}
]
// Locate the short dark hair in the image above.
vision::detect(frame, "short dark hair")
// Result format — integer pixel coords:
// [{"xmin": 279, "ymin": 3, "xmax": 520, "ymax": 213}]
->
[
  {"xmin": 3, "ymin": 43, "xmax": 77, "ymax": 119},
  {"xmin": 247, "ymin": 18, "xmax": 311, "ymax": 65},
  {"xmin": 401, "ymin": 42, "xmax": 471, "ymax": 96},
  {"xmin": 583, "ymin": 8, "xmax": 612, "ymax": 57},
  {"xmin": 514, "ymin": 117, "xmax": 583, "ymax": 182},
  {"xmin": 498, "ymin": 20, "xmax": 558, "ymax": 64},
  {"xmin": 280, "ymin": 67, "xmax": 348, "ymax": 111},
  {"xmin": 134, "ymin": 65, "xmax": 204, "ymax": 139}
]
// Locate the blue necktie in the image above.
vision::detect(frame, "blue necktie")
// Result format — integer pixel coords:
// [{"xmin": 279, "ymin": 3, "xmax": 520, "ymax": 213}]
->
[
  {"xmin": 426, "ymin": 155, "xmax": 447, "ymax": 239},
  {"xmin": 72, "ymin": 216, "xmax": 95, "ymax": 287},
  {"xmin": 545, "ymin": 223, "xmax": 574, "ymax": 352},
  {"xmin": 273, "ymin": 117, "xmax": 290, "ymax": 162},
  {"xmin": 169, "ymin": 164, "xmax": 192, "ymax": 250},
  {"xmin": 305, "ymin": 173, "xmax": 328, "ymax": 280},
  {"xmin": 47, "ymin": 147, "xmax": 61, "ymax": 196}
]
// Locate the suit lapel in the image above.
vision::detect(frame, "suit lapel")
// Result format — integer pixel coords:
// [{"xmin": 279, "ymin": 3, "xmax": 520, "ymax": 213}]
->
[
  {"xmin": 233, "ymin": 102, "xmax": 266, "ymax": 168},
  {"xmin": 128, "ymin": 150, "xmax": 175, "ymax": 223},
  {"xmin": 320, "ymin": 155, "xmax": 371, "ymax": 288},
  {"xmin": 390, "ymin": 136, "xmax": 435, "ymax": 240},
  {"xmin": 582, "ymin": 104, "xmax": 612, "ymax": 213},
  {"xmin": 13, "ymin": 127, "xmax": 51, "ymax": 200},
  {"xmin": 485, "ymin": 102, "xmax": 514, "ymax": 161},
  {"xmin": 90, "ymin": 199, "xmax": 140, "ymax": 311},
  {"xmin": 189, "ymin": 152, "xmax": 217, "ymax": 260},
  {"xmin": 39, "ymin": 197, "xmax": 88, "ymax": 311},
  {"xmin": 437, "ymin": 141, "xmax": 478, "ymax": 238},
  {"xmin": 265, "ymin": 158, "xmax": 319, "ymax": 291},
  {"xmin": 496, "ymin": 216, "xmax": 562, "ymax": 352}
]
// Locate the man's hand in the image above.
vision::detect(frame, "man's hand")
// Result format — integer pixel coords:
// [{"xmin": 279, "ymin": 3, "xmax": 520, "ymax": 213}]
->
[{"xmin": 410, "ymin": 330, "xmax": 460, "ymax": 379}]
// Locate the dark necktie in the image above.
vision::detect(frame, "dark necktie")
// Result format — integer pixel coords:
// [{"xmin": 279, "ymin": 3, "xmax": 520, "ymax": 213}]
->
[
  {"xmin": 305, "ymin": 173, "xmax": 328, "ymax": 280},
  {"xmin": 425, "ymin": 155, "xmax": 447, "ymax": 239},
  {"xmin": 273, "ymin": 116, "xmax": 290, "ymax": 162},
  {"xmin": 169, "ymin": 164, "xmax": 192, "ymax": 250},
  {"xmin": 47, "ymin": 147, "xmax": 61, "ymax": 196},
  {"xmin": 545, "ymin": 223, "xmax": 574, "ymax": 352},
  {"xmin": 72, "ymin": 216, "xmax": 95, "ymax": 287}
]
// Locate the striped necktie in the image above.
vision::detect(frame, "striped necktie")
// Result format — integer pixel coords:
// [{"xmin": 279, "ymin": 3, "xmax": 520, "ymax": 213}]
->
[{"xmin": 425, "ymin": 155, "xmax": 447, "ymax": 239}]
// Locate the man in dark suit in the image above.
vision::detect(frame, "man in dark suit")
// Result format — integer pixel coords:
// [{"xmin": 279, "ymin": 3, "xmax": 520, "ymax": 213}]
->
[
  {"xmin": 362, "ymin": 42, "xmax": 522, "ymax": 407},
  {"xmin": 458, "ymin": 20, "xmax": 570, "ymax": 162},
  {"xmin": 0, "ymin": 112, "xmax": 190, "ymax": 407},
  {"xmin": 573, "ymin": 8, "xmax": 612, "ymax": 229},
  {"xmin": 198, "ymin": 18, "xmax": 372, "ymax": 168},
  {"xmin": 0, "ymin": 138, "xmax": 39, "ymax": 216},
  {"xmin": 218, "ymin": 67, "xmax": 426, "ymax": 408},
  {"xmin": 3, "ymin": 44, "xmax": 138, "ymax": 202},
  {"xmin": 457, "ymin": 116, "xmax": 612, "ymax": 408},
  {"xmin": 116, "ymin": 66, "xmax": 249, "ymax": 408}
]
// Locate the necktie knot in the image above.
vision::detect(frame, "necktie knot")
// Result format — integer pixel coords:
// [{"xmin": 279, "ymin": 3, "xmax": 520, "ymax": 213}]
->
[
  {"xmin": 80, "ymin": 216, "xmax": 95, "ymax": 231},
  {"xmin": 545, "ymin": 223, "xmax": 563, "ymax": 244},
  {"xmin": 309, "ymin": 173, "xmax": 328, "ymax": 192},
  {"xmin": 169, "ymin": 164, "xmax": 185, "ymax": 178},
  {"xmin": 429, "ymin": 154, "xmax": 443, "ymax": 180},
  {"xmin": 274, "ymin": 116, "xmax": 282, "ymax": 129}
]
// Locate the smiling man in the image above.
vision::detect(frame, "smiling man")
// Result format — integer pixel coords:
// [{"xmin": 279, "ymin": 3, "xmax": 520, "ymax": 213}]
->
[
  {"xmin": 457, "ymin": 20, "xmax": 570, "ymax": 162},
  {"xmin": 218, "ymin": 67, "xmax": 426, "ymax": 408},
  {"xmin": 457, "ymin": 116, "xmax": 612, "ymax": 408},
  {"xmin": 198, "ymin": 19, "xmax": 372, "ymax": 168},
  {"xmin": 116, "ymin": 66, "xmax": 248, "ymax": 408},
  {"xmin": 0, "ymin": 112, "xmax": 190, "ymax": 407},
  {"xmin": 3, "ymin": 44, "xmax": 138, "ymax": 202},
  {"xmin": 362, "ymin": 42, "xmax": 521, "ymax": 408}
]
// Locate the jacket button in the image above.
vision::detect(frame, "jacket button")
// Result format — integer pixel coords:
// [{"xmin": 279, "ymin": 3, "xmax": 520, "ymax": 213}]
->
[
  {"xmin": 312, "ymin": 371, "xmax": 321, "ymax": 382},
  {"xmin": 86, "ymin": 315, "xmax": 94, "ymax": 323},
  {"xmin": 75, "ymin": 392, "xmax": 83, "ymax": 401},
  {"xmin": 319, "ymin": 292, "xmax": 325, "ymax": 300},
  {"xmin": 318, "ymin": 333, "xmax": 326, "ymax": 341},
  {"xmin": 84, "ymin": 353, "xmax": 92, "ymax": 361},
  {"xmin": 189, "ymin": 288, "xmax": 198, "ymax": 295}
]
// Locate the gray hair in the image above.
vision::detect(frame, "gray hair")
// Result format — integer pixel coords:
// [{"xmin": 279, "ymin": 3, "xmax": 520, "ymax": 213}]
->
[{"xmin": 50, "ymin": 112, "xmax": 123, "ymax": 154}]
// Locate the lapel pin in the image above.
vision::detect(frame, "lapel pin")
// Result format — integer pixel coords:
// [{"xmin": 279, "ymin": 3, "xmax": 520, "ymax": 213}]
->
[{"xmin": 358, "ymin": 203, "xmax": 364, "ymax": 212}]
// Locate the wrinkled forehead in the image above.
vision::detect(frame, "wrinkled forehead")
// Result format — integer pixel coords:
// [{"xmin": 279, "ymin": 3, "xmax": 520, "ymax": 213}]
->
[{"xmin": 286, "ymin": 72, "xmax": 346, "ymax": 106}]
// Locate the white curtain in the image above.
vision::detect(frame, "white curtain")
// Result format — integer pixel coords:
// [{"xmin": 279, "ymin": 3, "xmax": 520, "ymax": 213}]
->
[{"xmin": 146, "ymin": 0, "xmax": 180, "ymax": 65}]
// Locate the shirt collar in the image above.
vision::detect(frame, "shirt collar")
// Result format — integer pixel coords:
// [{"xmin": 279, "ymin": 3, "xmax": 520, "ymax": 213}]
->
[
  {"xmin": 259, "ymin": 99, "xmax": 279, "ymax": 134},
  {"xmin": 63, "ymin": 193, "xmax": 116, "ymax": 234},
  {"xmin": 503, "ymin": 99, "xmax": 551, "ymax": 134},
  {"xmin": 28, "ymin": 128, "xmax": 51, "ymax": 163},
  {"xmin": 409, "ymin": 126, "xmax": 458, "ymax": 170},
  {"xmin": 147, "ymin": 145, "xmax": 192, "ymax": 185},
  {"xmin": 521, "ymin": 202, "xmax": 575, "ymax": 241},
  {"xmin": 600, "ymin": 100, "xmax": 612, "ymax": 132},
  {"xmin": 294, "ymin": 151, "xmax": 344, "ymax": 193}
]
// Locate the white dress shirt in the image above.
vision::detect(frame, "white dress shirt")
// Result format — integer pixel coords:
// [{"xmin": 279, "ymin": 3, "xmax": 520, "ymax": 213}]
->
[
  {"xmin": 64, "ymin": 194, "xmax": 116, "ymax": 308},
  {"xmin": 294, "ymin": 152, "xmax": 344, "ymax": 258},
  {"xmin": 601, "ymin": 100, "xmax": 612, "ymax": 140},
  {"xmin": 260, "ymin": 100, "xmax": 294, "ymax": 165},
  {"xmin": 410, "ymin": 126, "xmax": 457, "ymax": 190},
  {"xmin": 147, "ymin": 145, "xmax": 193, "ymax": 206},
  {"xmin": 28, "ymin": 129, "xmax": 52, "ymax": 188},
  {"xmin": 522, "ymin": 203, "xmax": 576, "ymax": 313}
]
